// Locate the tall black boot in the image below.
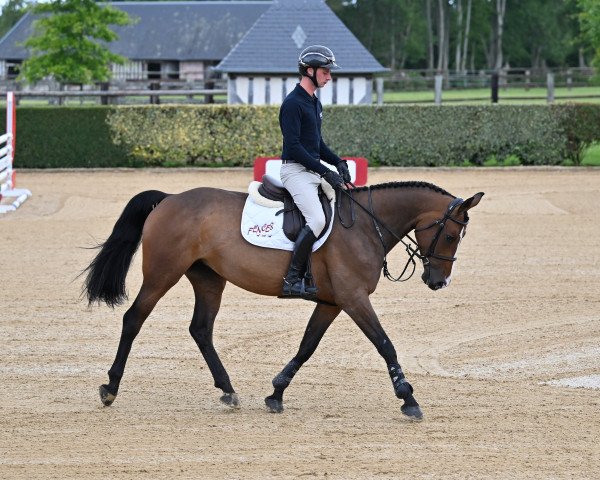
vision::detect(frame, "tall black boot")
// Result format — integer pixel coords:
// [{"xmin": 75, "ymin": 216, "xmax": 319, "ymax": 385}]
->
[{"xmin": 281, "ymin": 225, "xmax": 318, "ymax": 300}]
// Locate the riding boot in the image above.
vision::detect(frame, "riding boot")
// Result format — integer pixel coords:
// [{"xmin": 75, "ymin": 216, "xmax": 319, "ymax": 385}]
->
[{"xmin": 281, "ymin": 225, "xmax": 318, "ymax": 300}]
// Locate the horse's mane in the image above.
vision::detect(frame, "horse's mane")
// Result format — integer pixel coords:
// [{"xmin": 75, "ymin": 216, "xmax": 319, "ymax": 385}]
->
[{"xmin": 354, "ymin": 181, "xmax": 455, "ymax": 198}]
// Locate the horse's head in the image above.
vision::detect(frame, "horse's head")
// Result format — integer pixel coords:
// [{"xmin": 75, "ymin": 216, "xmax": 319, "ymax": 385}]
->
[{"xmin": 414, "ymin": 192, "xmax": 484, "ymax": 290}]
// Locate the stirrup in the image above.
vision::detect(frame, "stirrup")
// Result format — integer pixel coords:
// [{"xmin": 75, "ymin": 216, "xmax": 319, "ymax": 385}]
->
[{"xmin": 280, "ymin": 277, "xmax": 318, "ymax": 300}]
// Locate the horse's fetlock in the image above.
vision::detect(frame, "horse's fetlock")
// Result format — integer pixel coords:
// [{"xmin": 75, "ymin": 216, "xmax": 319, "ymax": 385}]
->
[
  {"xmin": 272, "ymin": 360, "xmax": 300, "ymax": 389},
  {"xmin": 394, "ymin": 379, "xmax": 414, "ymax": 400},
  {"xmin": 388, "ymin": 362, "xmax": 414, "ymax": 398},
  {"xmin": 272, "ymin": 372, "xmax": 293, "ymax": 389}
]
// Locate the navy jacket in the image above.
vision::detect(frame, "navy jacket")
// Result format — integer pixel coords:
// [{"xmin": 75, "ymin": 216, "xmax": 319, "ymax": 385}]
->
[{"xmin": 279, "ymin": 84, "xmax": 342, "ymax": 176}]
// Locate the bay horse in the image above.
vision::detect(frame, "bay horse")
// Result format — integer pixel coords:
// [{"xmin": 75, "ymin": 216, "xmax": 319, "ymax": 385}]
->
[{"xmin": 83, "ymin": 180, "xmax": 483, "ymax": 420}]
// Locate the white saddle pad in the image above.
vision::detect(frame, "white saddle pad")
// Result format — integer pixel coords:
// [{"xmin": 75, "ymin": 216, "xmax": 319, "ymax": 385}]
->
[{"xmin": 241, "ymin": 181, "xmax": 335, "ymax": 251}]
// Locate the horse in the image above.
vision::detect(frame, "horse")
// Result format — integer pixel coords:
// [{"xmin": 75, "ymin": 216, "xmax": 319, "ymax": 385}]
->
[{"xmin": 83, "ymin": 180, "xmax": 484, "ymax": 420}]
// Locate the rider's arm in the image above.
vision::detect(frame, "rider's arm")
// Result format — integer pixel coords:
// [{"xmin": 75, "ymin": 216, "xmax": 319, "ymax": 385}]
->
[{"xmin": 319, "ymin": 140, "xmax": 343, "ymax": 167}]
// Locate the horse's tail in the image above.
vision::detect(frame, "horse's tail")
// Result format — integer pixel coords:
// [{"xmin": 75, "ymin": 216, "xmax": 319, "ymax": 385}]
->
[{"xmin": 83, "ymin": 190, "xmax": 169, "ymax": 308}]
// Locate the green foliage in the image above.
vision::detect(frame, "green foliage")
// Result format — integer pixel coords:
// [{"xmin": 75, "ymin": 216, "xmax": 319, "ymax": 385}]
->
[
  {"xmin": 106, "ymin": 105, "xmax": 280, "ymax": 167},
  {"xmin": 2, "ymin": 107, "xmax": 131, "ymax": 168},
  {"xmin": 18, "ymin": 0, "xmax": 131, "ymax": 85},
  {"xmin": 552, "ymin": 103, "xmax": 600, "ymax": 164},
  {"xmin": 578, "ymin": 0, "xmax": 600, "ymax": 71},
  {"xmin": 328, "ymin": 0, "xmax": 588, "ymax": 70},
  {"xmin": 323, "ymin": 105, "xmax": 570, "ymax": 166},
  {"xmin": 505, "ymin": 0, "xmax": 579, "ymax": 68},
  {"xmin": 581, "ymin": 143, "xmax": 600, "ymax": 165},
  {"xmin": 6, "ymin": 104, "xmax": 600, "ymax": 169},
  {"xmin": 327, "ymin": 0, "xmax": 427, "ymax": 69}
]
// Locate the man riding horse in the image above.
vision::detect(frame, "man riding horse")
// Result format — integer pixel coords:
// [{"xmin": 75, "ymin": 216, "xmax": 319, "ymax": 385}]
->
[{"xmin": 279, "ymin": 45, "xmax": 352, "ymax": 300}]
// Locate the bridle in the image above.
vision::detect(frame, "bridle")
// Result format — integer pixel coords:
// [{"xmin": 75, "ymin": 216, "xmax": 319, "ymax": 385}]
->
[
  {"xmin": 413, "ymin": 197, "xmax": 468, "ymax": 264},
  {"xmin": 339, "ymin": 188, "xmax": 469, "ymax": 282}
]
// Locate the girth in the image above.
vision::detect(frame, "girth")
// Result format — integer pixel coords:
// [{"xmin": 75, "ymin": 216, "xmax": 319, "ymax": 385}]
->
[{"xmin": 258, "ymin": 175, "xmax": 333, "ymax": 242}]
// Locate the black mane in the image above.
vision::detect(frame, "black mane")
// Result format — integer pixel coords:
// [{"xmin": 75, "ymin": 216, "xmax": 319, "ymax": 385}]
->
[{"xmin": 353, "ymin": 181, "xmax": 454, "ymax": 198}]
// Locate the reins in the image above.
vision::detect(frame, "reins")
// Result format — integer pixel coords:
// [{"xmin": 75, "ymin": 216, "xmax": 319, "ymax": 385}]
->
[{"xmin": 338, "ymin": 186, "xmax": 466, "ymax": 282}]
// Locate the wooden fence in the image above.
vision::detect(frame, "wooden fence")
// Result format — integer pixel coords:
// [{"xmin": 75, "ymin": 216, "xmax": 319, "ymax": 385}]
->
[{"xmin": 12, "ymin": 87, "xmax": 228, "ymax": 105}]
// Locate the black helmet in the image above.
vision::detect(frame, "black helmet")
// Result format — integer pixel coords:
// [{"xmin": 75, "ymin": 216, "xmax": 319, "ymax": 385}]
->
[{"xmin": 298, "ymin": 45, "xmax": 340, "ymax": 73}]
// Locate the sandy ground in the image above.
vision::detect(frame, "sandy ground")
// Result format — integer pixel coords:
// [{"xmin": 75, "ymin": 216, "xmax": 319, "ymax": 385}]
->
[{"xmin": 1, "ymin": 167, "xmax": 599, "ymax": 479}]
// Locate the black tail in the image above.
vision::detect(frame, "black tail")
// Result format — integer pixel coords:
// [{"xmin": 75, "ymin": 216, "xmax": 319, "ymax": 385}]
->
[{"xmin": 83, "ymin": 190, "xmax": 169, "ymax": 308}]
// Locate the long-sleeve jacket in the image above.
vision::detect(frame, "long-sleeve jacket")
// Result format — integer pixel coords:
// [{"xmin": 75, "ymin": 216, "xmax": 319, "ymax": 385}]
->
[{"xmin": 279, "ymin": 83, "xmax": 342, "ymax": 176}]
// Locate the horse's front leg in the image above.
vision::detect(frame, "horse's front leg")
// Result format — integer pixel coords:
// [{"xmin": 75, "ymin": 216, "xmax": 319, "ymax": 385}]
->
[
  {"xmin": 345, "ymin": 296, "xmax": 423, "ymax": 420},
  {"xmin": 265, "ymin": 303, "xmax": 341, "ymax": 413}
]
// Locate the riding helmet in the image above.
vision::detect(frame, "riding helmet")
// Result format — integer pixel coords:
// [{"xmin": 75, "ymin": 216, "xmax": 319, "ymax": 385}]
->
[{"xmin": 298, "ymin": 45, "xmax": 341, "ymax": 75}]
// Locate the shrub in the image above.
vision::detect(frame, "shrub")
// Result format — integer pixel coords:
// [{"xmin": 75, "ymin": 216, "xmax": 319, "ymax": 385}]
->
[
  {"xmin": 5, "ymin": 103, "xmax": 600, "ymax": 168},
  {"xmin": 8, "ymin": 107, "xmax": 131, "ymax": 168},
  {"xmin": 323, "ymin": 105, "xmax": 569, "ymax": 166},
  {"xmin": 106, "ymin": 105, "xmax": 280, "ymax": 167}
]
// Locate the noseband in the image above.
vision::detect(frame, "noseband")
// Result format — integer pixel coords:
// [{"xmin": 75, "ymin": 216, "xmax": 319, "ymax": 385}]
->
[{"xmin": 339, "ymin": 189, "xmax": 469, "ymax": 282}]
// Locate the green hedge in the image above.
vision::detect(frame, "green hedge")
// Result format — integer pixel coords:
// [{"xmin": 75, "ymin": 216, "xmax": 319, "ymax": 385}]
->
[
  {"xmin": 106, "ymin": 105, "xmax": 280, "ymax": 166},
  {"xmin": 6, "ymin": 107, "xmax": 131, "ymax": 168},
  {"xmin": 5, "ymin": 104, "xmax": 600, "ymax": 168},
  {"xmin": 325, "ymin": 104, "xmax": 600, "ymax": 166}
]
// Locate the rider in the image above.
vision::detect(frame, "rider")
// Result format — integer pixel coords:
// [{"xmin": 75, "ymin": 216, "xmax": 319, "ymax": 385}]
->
[{"xmin": 279, "ymin": 44, "xmax": 352, "ymax": 300}]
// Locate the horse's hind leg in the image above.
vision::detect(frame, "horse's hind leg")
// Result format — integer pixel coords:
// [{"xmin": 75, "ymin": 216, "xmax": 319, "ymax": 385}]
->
[
  {"xmin": 100, "ymin": 280, "xmax": 174, "ymax": 406},
  {"xmin": 185, "ymin": 262, "xmax": 238, "ymax": 408},
  {"xmin": 265, "ymin": 303, "xmax": 341, "ymax": 413}
]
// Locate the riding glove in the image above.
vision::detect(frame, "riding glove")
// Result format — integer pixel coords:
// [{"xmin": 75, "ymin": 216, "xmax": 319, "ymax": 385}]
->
[
  {"xmin": 322, "ymin": 170, "xmax": 345, "ymax": 190},
  {"xmin": 336, "ymin": 161, "xmax": 351, "ymax": 184}
]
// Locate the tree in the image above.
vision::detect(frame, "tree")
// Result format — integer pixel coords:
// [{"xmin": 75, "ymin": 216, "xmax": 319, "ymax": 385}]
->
[
  {"xmin": 18, "ymin": 0, "xmax": 131, "ymax": 85},
  {"xmin": 578, "ymin": 0, "xmax": 600, "ymax": 69},
  {"xmin": 327, "ymin": 0, "xmax": 426, "ymax": 69}
]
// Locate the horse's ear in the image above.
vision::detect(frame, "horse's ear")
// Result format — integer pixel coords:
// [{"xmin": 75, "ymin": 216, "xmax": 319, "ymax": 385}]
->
[{"xmin": 457, "ymin": 192, "xmax": 484, "ymax": 214}]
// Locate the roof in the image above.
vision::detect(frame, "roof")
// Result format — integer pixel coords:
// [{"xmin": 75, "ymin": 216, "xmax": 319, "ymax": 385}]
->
[
  {"xmin": 0, "ymin": 1, "xmax": 271, "ymax": 61},
  {"xmin": 215, "ymin": 0, "xmax": 388, "ymax": 75}
]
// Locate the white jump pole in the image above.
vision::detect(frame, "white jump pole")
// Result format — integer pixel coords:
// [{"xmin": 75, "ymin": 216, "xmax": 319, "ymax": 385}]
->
[{"xmin": 0, "ymin": 91, "xmax": 31, "ymax": 214}]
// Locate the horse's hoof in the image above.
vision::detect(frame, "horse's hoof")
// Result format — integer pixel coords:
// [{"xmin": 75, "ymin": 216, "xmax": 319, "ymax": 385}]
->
[
  {"xmin": 220, "ymin": 392, "xmax": 241, "ymax": 409},
  {"xmin": 99, "ymin": 385, "xmax": 116, "ymax": 406},
  {"xmin": 401, "ymin": 404, "xmax": 424, "ymax": 421},
  {"xmin": 265, "ymin": 396, "xmax": 284, "ymax": 413}
]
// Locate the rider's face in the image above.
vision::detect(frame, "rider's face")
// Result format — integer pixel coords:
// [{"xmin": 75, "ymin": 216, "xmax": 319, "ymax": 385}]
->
[{"xmin": 313, "ymin": 67, "xmax": 332, "ymax": 88}]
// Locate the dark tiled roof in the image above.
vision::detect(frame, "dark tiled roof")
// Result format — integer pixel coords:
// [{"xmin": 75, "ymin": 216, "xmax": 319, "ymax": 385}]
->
[
  {"xmin": 0, "ymin": 1, "xmax": 271, "ymax": 61},
  {"xmin": 215, "ymin": 0, "xmax": 387, "ymax": 74}
]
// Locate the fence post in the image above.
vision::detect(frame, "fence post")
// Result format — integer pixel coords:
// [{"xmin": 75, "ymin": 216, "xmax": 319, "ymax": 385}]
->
[
  {"xmin": 99, "ymin": 82, "xmax": 110, "ymax": 105},
  {"xmin": 434, "ymin": 74, "xmax": 443, "ymax": 105},
  {"xmin": 567, "ymin": 69, "xmax": 572, "ymax": 91},
  {"xmin": 547, "ymin": 73, "xmax": 555, "ymax": 104},
  {"xmin": 149, "ymin": 81, "xmax": 160, "ymax": 104},
  {"xmin": 204, "ymin": 79, "xmax": 215, "ymax": 104},
  {"xmin": 491, "ymin": 71, "xmax": 499, "ymax": 103},
  {"xmin": 376, "ymin": 77, "xmax": 384, "ymax": 105},
  {"xmin": 525, "ymin": 70, "xmax": 531, "ymax": 91}
]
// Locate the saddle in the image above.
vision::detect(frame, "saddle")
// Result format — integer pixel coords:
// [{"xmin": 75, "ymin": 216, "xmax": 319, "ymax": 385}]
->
[{"xmin": 256, "ymin": 175, "xmax": 333, "ymax": 242}]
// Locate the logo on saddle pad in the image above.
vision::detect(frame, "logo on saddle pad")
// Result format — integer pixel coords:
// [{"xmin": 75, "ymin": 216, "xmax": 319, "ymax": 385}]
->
[{"xmin": 241, "ymin": 175, "xmax": 335, "ymax": 251}]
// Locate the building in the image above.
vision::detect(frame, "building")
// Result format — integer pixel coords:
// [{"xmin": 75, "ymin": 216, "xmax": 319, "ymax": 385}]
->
[
  {"xmin": 0, "ymin": 0, "xmax": 387, "ymax": 104},
  {"xmin": 0, "ymin": 1, "xmax": 270, "ymax": 82},
  {"xmin": 215, "ymin": 0, "xmax": 388, "ymax": 105}
]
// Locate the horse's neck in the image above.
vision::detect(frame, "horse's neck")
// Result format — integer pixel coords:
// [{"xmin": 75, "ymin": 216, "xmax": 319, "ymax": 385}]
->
[{"xmin": 366, "ymin": 187, "xmax": 447, "ymax": 243}]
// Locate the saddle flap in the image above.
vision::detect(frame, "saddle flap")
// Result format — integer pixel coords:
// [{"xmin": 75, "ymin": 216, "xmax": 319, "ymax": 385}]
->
[{"xmin": 283, "ymin": 188, "xmax": 333, "ymax": 242}]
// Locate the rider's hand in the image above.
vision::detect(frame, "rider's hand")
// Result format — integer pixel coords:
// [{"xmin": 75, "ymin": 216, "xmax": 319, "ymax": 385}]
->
[
  {"xmin": 322, "ymin": 170, "xmax": 345, "ymax": 190},
  {"xmin": 336, "ymin": 161, "xmax": 352, "ymax": 184}
]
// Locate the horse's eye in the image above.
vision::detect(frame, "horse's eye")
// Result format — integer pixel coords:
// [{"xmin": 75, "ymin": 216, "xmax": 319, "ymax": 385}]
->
[{"xmin": 445, "ymin": 234, "xmax": 456, "ymax": 243}]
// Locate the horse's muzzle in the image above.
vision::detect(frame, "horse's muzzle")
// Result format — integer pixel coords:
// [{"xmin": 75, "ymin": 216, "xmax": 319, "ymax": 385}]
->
[{"xmin": 422, "ymin": 266, "xmax": 448, "ymax": 290}]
